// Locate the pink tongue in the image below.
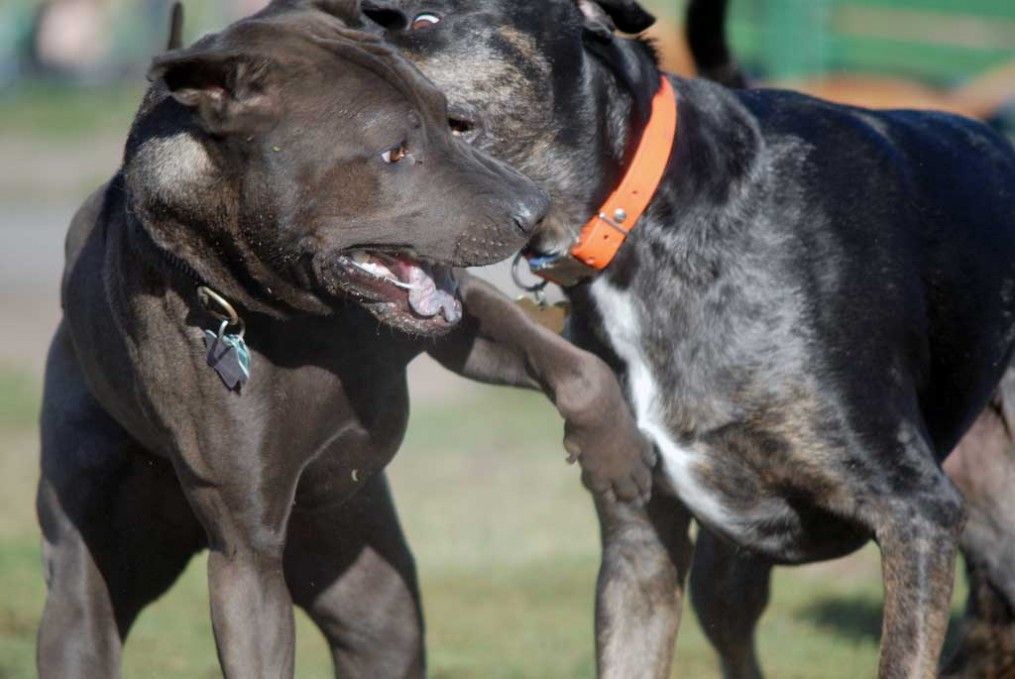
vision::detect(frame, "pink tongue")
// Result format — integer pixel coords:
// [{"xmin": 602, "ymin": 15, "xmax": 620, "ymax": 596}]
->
[{"xmin": 407, "ymin": 267, "xmax": 461, "ymax": 322}]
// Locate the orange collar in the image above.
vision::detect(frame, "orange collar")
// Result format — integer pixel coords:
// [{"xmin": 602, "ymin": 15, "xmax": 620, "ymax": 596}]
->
[{"xmin": 529, "ymin": 77, "xmax": 677, "ymax": 286}]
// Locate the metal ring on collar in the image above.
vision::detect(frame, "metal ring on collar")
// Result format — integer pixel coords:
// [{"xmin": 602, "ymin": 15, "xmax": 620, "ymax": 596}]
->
[
  {"xmin": 511, "ymin": 252, "xmax": 549, "ymax": 294},
  {"xmin": 197, "ymin": 285, "xmax": 244, "ymax": 335}
]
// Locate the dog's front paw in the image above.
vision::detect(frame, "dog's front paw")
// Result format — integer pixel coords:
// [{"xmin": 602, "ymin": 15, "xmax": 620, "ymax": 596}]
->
[{"xmin": 564, "ymin": 414, "xmax": 655, "ymax": 504}]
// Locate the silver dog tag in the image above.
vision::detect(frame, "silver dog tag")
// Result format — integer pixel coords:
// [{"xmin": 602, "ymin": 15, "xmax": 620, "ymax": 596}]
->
[{"xmin": 203, "ymin": 322, "xmax": 251, "ymax": 391}]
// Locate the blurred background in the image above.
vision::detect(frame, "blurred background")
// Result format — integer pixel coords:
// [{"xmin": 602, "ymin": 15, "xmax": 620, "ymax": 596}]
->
[{"xmin": 0, "ymin": 1, "xmax": 1011, "ymax": 676}]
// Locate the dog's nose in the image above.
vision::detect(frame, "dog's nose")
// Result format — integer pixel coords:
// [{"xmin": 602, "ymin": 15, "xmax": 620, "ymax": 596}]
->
[{"xmin": 513, "ymin": 191, "xmax": 550, "ymax": 235}]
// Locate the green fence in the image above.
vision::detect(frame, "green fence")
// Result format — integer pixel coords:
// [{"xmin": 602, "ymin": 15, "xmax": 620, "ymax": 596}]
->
[
  {"xmin": 724, "ymin": 0, "xmax": 1015, "ymax": 84},
  {"xmin": 3, "ymin": 0, "xmax": 1012, "ymax": 87}
]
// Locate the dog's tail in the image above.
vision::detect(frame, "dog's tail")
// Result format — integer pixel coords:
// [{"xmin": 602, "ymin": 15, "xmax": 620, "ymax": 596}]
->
[
  {"xmin": 166, "ymin": 2, "xmax": 184, "ymax": 51},
  {"xmin": 685, "ymin": 0, "xmax": 746, "ymax": 88}
]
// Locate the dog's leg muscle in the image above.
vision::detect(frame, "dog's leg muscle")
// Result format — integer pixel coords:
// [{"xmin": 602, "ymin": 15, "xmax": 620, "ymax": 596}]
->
[
  {"xmin": 876, "ymin": 512, "xmax": 961, "ymax": 678},
  {"xmin": 428, "ymin": 273, "xmax": 654, "ymax": 502},
  {"xmin": 685, "ymin": 367, "xmax": 1015, "ymax": 679},
  {"xmin": 595, "ymin": 489, "xmax": 693, "ymax": 679},
  {"xmin": 286, "ymin": 473, "xmax": 425, "ymax": 679},
  {"xmin": 174, "ymin": 433, "xmax": 308, "ymax": 678},
  {"xmin": 37, "ymin": 325, "xmax": 204, "ymax": 678},
  {"xmin": 689, "ymin": 530, "xmax": 771, "ymax": 679},
  {"xmin": 858, "ymin": 424, "xmax": 965, "ymax": 679}
]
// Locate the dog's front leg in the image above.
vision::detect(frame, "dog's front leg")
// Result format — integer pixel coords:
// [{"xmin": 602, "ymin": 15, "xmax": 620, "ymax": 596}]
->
[
  {"xmin": 428, "ymin": 273, "xmax": 654, "ymax": 503},
  {"xmin": 594, "ymin": 490, "xmax": 693, "ymax": 679},
  {"xmin": 174, "ymin": 451, "xmax": 304, "ymax": 678}
]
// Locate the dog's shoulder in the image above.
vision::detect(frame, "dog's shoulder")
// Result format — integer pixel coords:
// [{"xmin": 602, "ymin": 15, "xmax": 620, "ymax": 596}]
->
[
  {"xmin": 66, "ymin": 180, "xmax": 114, "ymax": 268},
  {"xmin": 62, "ymin": 176, "xmax": 126, "ymax": 296}
]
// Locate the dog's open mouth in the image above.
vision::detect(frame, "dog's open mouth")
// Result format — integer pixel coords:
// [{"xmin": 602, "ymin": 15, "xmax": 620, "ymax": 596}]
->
[{"xmin": 334, "ymin": 250, "xmax": 462, "ymax": 333}]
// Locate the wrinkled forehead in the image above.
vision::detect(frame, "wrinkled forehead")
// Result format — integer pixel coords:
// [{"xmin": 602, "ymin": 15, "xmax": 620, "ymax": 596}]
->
[{"xmin": 220, "ymin": 10, "xmax": 448, "ymax": 120}]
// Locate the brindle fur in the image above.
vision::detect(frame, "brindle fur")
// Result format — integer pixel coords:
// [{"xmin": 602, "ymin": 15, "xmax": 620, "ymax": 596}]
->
[
  {"xmin": 693, "ymin": 367, "xmax": 1015, "ymax": 678},
  {"xmin": 680, "ymin": 3, "xmax": 1015, "ymax": 676},
  {"xmin": 365, "ymin": 0, "xmax": 1015, "ymax": 675}
]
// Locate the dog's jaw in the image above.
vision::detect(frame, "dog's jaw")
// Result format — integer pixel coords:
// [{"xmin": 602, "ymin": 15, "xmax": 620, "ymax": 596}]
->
[{"xmin": 316, "ymin": 250, "xmax": 464, "ymax": 336}]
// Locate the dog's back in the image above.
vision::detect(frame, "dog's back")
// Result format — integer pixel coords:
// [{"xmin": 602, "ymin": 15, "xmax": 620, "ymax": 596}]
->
[
  {"xmin": 763, "ymin": 86, "xmax": 1015, "ymax": 450},
  {"xmin": 731, "ymin": 82, "xmax": 1015, "ymax": 451},
  {"xmin": 654, "ymin": 75, "xmax": 1015, "ymax": 463},
  {"xmin": 681, "ymin": 0, "xmax": 1015, "ymax": 453}
]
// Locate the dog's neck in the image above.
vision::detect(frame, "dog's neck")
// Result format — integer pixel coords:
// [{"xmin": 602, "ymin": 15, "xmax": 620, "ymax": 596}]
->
[
  {"xmin": 529, "ymin": 35, "xmax": 661, "ymax": 256},
  {"xmin": 588, "ymin": 35, "xmax": 662, "ymax": 165}
]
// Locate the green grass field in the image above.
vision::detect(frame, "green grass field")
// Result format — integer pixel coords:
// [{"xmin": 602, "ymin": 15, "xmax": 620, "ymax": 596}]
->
[{"xmin": 0, "ymin": 364, "xmax": 969, "ymax": 678}]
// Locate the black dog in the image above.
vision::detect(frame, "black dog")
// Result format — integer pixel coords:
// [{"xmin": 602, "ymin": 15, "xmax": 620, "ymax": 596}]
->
[
  {"xmin": 678, "ymin": 6, "xmax": 1015, "ymax": 678},
  {"xmin": 363, "ymin": 0, "xmax": 1015, "ymax": 675},
  {"xmin": 36, "ymin": 2, "xmax": 654, "ymax": 676}
]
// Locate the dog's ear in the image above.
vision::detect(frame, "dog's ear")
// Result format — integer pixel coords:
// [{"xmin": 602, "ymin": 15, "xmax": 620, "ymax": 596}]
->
[
  {"xmin": 577, "ymin": 0, "xmax": 655, "ymax": 37},
  {"xmin": 149, "ymin": 48, "xmax": 278, "ymax": 135}
]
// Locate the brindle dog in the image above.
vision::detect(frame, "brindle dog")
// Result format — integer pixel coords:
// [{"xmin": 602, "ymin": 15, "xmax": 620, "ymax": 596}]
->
[
  {"xmin": 36, "ymin": 1, "xmax": 654, "ymax": 676},
  {"xmin": 361, "ymin": 0, "xmax": 1015, "ymax": 676},
  {"xmin": 681, "ymin": 5, "xmax": 1015, "ymax": 677}
]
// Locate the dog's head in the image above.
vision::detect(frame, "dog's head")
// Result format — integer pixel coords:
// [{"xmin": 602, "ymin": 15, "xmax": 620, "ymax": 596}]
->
[
  {"xmin": 363, "ymin": 0, "xmax": 657, "ymax": 255},
  {"xmin": 127, "ymin": 0, "xmax": 548, "ymax": 335}
]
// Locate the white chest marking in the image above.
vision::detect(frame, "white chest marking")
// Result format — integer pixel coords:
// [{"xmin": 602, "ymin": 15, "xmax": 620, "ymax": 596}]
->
[{"xmin": 590, "ymin": 278, "xmax": 734, "ymax": 531}]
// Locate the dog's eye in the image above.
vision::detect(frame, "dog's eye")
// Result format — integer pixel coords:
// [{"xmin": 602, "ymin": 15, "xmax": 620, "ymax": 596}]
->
[
  {"xmin": 381, "ymin": 143, "xmax": 409, "ymax": 164},
  {"xmin": 410, "ymin": 13, "xmax": 441, "ymax": 30}
]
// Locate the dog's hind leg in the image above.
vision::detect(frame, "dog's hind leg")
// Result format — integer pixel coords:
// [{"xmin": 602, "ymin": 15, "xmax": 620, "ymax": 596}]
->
[
  {"xmin": 942, "ymin": 367, "xmax": 1015, "ymax": 678},
  {"xmin": 689, "ymin": 529, "xmax": 771, "ymax": 679},
  {"xmin": 685, "ymin": 367, "xmax": 1015, "ymax": 679},
  {"xmin": 37, "ymin": 325, "xmax": 204, "ymax": 678},
  {"xmin": 852, "ymin": 416, "xmax": 966, "ymax": 678},
  {"xmin": 595, "ymin": 486, "xmax": 693, "ymax": 679},
  {"xmin": 943, "ymin": 560, "xmax": 1015, "ymax": 679},
  {"xmin": 285, "ymin": 473, "xmax": 424, "ymax": 679}
]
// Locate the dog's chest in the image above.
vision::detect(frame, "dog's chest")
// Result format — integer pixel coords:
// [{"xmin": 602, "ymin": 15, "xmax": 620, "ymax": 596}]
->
[
  {"xmin": 589, "ymin": 278, "xmax": 738, "ymax": 532},
  {"xmin": 587, "ymin": 277, "xmax": 852, "ymax": 557}
]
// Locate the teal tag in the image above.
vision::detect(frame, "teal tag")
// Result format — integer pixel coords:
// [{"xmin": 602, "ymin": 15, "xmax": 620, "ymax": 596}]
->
[{"xmin": 203, "ymin": 323, "xmax": 251, "ymax": 391}]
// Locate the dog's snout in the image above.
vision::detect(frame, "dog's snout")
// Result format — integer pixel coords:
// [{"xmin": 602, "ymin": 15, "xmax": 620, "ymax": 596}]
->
[{"xmin": 513, "ymin": 191, "xmax": 550, "ymax": 235}]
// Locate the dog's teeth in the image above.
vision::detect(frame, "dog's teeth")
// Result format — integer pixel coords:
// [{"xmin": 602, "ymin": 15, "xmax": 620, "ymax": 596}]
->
[
  {"xmin": 350, "ymin": 259, "xmax": 392, "ymax": 279},
  {"xmin": 351, "ymin": 251, "xmax": 370, "ymax": 263}
]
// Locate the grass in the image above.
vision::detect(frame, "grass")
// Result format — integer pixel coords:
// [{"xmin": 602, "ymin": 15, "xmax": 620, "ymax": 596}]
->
[{"xmin": 0, "ymin": 364, "xmax": 970, "ymax": 678}]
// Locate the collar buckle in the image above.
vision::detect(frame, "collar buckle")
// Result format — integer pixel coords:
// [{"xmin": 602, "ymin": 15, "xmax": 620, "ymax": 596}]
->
[{"xmin": 596, "ymin": 210, "xmax": 631, "ymax": 235}]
